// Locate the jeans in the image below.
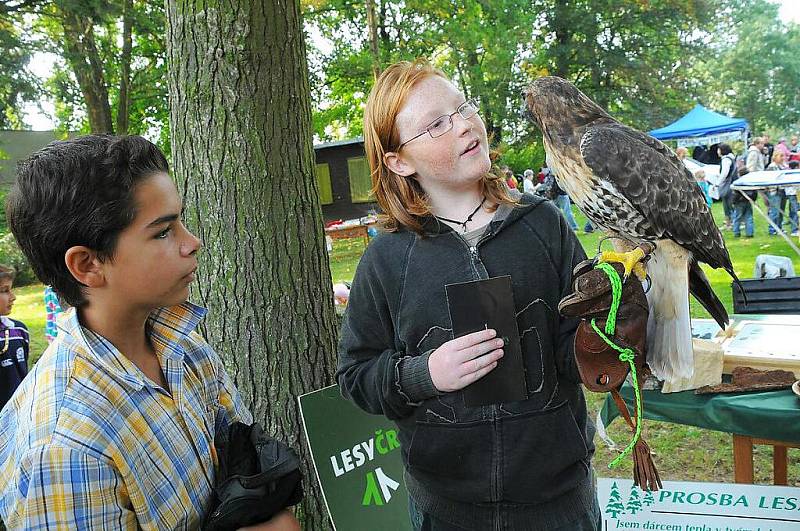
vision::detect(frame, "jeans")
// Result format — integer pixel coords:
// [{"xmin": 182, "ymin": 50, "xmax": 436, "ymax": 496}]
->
[
  {"xmin": 787, "ymin": 194, "xmax": 798, "ymax": 234},
  {"xmin": 721, "ymin": 190, "xmax": 733, "ymax": 223},
  {"xmin": 408, "ymin": 497, "xmax": 601, "ymax": 531},
  {"xmin": 767, "ymin": 191, "xmax": 783, "ymax": 234},
  {"xmin": 732, "ymin": 201, "xmax": 754, "ymax": 237},
  {"xmin": 554, "ymin": 194, "xmax": 578, "ymax": 231}
]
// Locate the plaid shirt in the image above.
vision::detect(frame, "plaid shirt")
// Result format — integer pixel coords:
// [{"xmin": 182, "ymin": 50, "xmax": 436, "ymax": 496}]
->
[{"xmin": 0, "ymin": 302, "xmax": 252, "ymax": 530}]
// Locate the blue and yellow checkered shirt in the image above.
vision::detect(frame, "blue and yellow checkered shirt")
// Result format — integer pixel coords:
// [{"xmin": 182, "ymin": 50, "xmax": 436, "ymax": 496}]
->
[{"xmin": 0, "ymin": 302, "xmax": 252, "ymax": 529}]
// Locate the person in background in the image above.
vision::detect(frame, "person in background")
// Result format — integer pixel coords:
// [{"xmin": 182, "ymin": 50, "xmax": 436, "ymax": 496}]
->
[
  {"xmin": 0, "ymin": 265, "xmax": 29, "ymax": 413},
  {"xmin": 552, "ymin": 178, "xmax": 579, "ymax": 231},
  {"xmin": 730, "ymin": 184, "xmax": 755, "ymax": 239},
  {"xmin": 523, "ymin": 169, "xmax": 536, "ymax": 194},
  {"xmin": 43, "ymin": 285, "xmax": 62, "ymax": 344},
  {"xmin": 675, "ymin": 146, "xmax": 688, "ymax": 161},
  {"xmin": 789, "ymin": 136, "xmax": 800, "ymax": 161},
  {"xmin": 746, "ymin": 137, "xmax": 766, "ymax": 173},
  {"xmin": 763, "ymin": 134, "xmax": 774, "ymax": 165},
  {"xmin": 788, "ymin": 160, "xmax": 799, "ymax": 236},
  {"xmin": 542, "ymin": 157, "xmax": 579, "ymax": 231},
  {"xmin": 775, "ymin": 138, "xmax": 791, "ymax": 160},
  {"xmin": 766, "ymin": 150, "xmax": 788, "ymax": 235},
  {"xmin": 717, "ymin": 143, "xmax": 737, "ymax": 229},
  {"xmin": 694, "ymin": 169, "xmax": 712, "ymax": 208}
]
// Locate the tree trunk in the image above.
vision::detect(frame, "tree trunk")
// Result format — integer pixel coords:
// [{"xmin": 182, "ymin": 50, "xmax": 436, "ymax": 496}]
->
[
  {"xmin": 165, "ymin": 1, "xmax": 338, "ymax": 529},
  {"xmin": 61, "ymin": 10, "xmax": 114, "ymax": 133},
  {"xmin": 463, "ymin": 51, "xmax": 501, "ymax": 143},
  {"xmin": 365, "ymin": 0, "xmax": 381, "ymax": 79},
  {"xmin": 550, "ymin": 0, "xmax": 571, "ymax": 79},
  {"xmin": 116, "ymin": 0, "xmax": 133, "ymax": 134}
]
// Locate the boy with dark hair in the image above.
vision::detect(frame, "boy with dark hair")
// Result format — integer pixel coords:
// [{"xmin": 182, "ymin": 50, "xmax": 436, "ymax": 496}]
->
[
  {"xmin": 0, "ymin": 135, "xmax": 298, "ymax": 530},
  {"xmin": 0, "ymin": 265, "xmax": 29, "ymax": 412}
]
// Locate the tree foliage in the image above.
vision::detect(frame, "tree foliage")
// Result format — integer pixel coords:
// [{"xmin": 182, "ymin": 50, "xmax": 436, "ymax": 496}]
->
[
  {"xmin": 0, "ymin": 5, "xmax": 37, "ymax": 129},
  {"xmin": 305, "ymin": 0, "xmax": 538, "ymax": 144},
  {"xmin": 691, "ymin": 0, "xmax": 800, "ymax": 134},
  {"xmin": 5, "ymin": 0, "xmax": 800, "ymax": 147},
  {"xmin": 530, "ymin": 0, "xmax": 716, "ymax": 131},
  {"xmin": 4, "ymin": 0, "xmax": 168, "ymax": 148}
]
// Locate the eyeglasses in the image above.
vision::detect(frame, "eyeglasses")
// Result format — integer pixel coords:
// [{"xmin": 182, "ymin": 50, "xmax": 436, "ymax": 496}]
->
[{"xmin": 397, "ymin": 98, "xmax": 480, "ymax": 150}]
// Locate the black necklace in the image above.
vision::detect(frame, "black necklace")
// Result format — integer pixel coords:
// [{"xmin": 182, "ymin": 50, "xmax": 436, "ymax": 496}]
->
[{"xmin": 434, "ymin": 197, "xmax": 486, "ymax": 232}]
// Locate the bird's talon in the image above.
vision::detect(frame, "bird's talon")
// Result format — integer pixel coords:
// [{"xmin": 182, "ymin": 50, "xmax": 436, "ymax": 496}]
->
[
  {"xmin": 632, "ymin": 262, "xmax": 648, "ymax": 282},
  {"xmin": 599, "ymin": 248, "xmax": 648, "ymax": 281}
]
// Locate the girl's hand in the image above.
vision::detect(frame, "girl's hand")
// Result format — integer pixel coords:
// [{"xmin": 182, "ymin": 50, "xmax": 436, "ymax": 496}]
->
[{"xmin": 428, "ymin": 329, "xmax": 504, "ymax": 392}]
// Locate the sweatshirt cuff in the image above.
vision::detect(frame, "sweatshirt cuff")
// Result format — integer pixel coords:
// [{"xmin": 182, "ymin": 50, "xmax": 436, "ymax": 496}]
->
[{"xmin": 397, "ymin": 351, "xmax": 441, "ymax": 404}]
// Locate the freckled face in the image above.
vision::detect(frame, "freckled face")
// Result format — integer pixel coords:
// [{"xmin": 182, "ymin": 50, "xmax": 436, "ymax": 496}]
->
[{"xmin": 393, "ymin": 76, "xmax": 490, "ymax": 189}]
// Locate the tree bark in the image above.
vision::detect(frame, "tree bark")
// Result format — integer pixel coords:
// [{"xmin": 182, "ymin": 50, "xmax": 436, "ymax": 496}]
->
[
  {"xmin": 166, "ymin": 1, "xmax": 338, "ymax": 529},
  {"xmin": 550, "ymin": 0, "xmax": 571, "ymax": 79},
  {"xmin": 365, "ymin": 0, "xmax": 381, "ymax": 79},
  {"xmin": 60, "ymin": 10, "xmax": 114, "ymax": 133},
  {"xmin": 463, "ymin": 50, "xmax": 501, "ymax": 143},
  {"xmin": 116, "ymin": 0, "xmax": 133, "ymax": 134}
]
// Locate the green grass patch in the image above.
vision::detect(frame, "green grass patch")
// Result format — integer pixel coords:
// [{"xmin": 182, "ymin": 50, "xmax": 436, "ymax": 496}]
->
[{"xmin": 329, "ymin": 237, "xmax": 370, "ymax": 284}]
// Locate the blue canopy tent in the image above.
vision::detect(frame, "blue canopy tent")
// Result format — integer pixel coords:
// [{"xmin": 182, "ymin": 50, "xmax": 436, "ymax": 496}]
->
[{"xmin": 649, "ymin": 104, "xmax": 749, "ymax": 148}]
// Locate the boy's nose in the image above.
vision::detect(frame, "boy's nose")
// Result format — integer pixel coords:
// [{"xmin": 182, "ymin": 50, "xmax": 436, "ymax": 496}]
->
[{"xmin": 183, "ymin": 231, "xmax": 202, "ymax": 256}]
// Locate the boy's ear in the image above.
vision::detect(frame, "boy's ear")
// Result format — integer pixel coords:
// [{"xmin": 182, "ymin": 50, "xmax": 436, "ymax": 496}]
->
[
  {"xmin": 383, "ymin": 151, "xmax": 416, "ymax": 178},
  {"xmin": 64, "ymin": 246, "xmax": 106, "ymax": 288}
]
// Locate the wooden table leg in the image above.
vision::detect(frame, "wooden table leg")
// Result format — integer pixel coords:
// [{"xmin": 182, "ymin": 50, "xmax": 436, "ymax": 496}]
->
[
  {"xmin": 733, "ymin": 434, "xmax": 754, "ymax": 484},
  {"xmin": 773, "ymin": 445, "xmax": 788, "ymax": 486}
]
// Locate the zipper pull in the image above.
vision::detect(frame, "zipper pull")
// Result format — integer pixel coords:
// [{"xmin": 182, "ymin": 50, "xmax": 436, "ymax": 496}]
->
[{"xmin": 470, "ymin": 246, "xmax": 478, "ymax": 259}]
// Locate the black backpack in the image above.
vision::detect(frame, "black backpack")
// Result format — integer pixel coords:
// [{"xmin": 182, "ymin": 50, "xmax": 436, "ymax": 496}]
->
[
  {"xmin": 723, "ymin": 154, "xmax": 739, "ymax": 183},
  {"xmin": 203, "ymin": 422, "xmax": 304, "ymax": 531}
]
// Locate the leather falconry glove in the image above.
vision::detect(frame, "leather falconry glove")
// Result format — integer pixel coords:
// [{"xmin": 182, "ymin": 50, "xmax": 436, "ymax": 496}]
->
[{"xmin": 559, "ymin": 256, "xmax": 662, "ymax": 492}]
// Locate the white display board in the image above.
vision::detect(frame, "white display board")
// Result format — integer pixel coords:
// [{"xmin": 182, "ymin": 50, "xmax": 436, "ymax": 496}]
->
[
  {"xmin": 599, "ymin": 478, "xmax": 800, "ymax": 530},
  {"xmin": 691, "ymin": 316, "xmax": 800, "ymax": 377}
]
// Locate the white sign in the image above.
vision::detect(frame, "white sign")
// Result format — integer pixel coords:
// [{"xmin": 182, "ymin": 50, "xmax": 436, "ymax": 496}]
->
[
  {"xmin": 599, "ymin": 478, "xmax": 800, "ymax": 530},
  {"xmin": 676, "ymin": 130, "xmax": 746, "ymax": 148}
]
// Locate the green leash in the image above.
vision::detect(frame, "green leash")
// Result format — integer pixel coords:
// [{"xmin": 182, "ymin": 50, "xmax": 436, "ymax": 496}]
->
[{"xmin": 589, "ymin": 262, "xmax": 643, "ymax": 469}]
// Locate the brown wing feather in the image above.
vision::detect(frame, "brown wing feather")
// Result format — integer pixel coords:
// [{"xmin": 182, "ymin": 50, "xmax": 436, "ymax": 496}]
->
[{"xmin": 581, "ymin": 123, "xmax": 733, "ymax": 273}]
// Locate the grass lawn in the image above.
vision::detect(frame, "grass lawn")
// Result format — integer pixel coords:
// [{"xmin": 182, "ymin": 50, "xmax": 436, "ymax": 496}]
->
[
  {"xmin": 329, "ymin": 199, "xmax": 800, "ymax": 485},
  {"xmin": 9, "ymin": 283, "xmax": 48, "ymax": 365},
  {"xmin": 11, "ymin": 200, "xmax": 800, "ymax": 486}
]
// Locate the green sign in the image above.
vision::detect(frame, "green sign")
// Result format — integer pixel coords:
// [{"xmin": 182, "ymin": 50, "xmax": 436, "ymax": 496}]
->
[{"xmin": 299, "ymin": 384, "xmax": 412, "ymax": 530}]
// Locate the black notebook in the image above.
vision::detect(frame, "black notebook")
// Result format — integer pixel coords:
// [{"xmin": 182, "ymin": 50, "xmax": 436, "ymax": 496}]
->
[{"xmin": 445, "ymin": 276, "xmax": 527, "ymax": 407}]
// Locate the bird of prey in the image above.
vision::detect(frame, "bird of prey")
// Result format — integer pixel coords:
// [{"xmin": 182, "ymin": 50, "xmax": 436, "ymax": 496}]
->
[{"xmin": 523, "ymin": 76, "xmax": 740, "ymax": 384}]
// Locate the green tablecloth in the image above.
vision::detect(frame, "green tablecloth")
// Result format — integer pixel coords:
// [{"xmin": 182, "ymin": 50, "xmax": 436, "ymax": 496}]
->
[{"xmin": 600, "ymin": 384, "xmax": 800, "ymax": 443}]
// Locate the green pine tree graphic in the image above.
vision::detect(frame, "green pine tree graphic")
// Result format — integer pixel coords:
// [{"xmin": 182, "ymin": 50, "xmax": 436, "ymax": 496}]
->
[
  {"xmin": 642, "ymin": 490, "xmax": 655, "ymax": 507},
  {"xmin": 626, "ymin": 485, "xmax": 642, "ymax": 514},
  {"xmin": 605, "ymin": 481, "xmax": 626, "ymax": 519}
]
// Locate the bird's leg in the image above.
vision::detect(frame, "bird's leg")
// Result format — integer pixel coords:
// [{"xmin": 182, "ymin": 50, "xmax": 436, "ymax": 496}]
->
[{"xmin": 599, "ymin": 241, "xmax": 656, "ymax": 282}]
